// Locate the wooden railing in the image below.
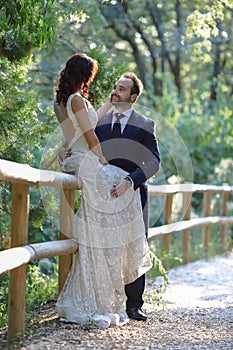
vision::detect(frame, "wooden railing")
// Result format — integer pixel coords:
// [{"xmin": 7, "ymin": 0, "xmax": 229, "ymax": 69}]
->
[
  {"xmin": 0, "ymin": 158, "xmax": 233, "ymax": 343},
  {"xmin": 148, "ymin": 183, "xmax": 233, "ymax": 263}
]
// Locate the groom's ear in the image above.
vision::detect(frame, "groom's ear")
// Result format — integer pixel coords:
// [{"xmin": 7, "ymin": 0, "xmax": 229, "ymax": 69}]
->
[{"xmin": 130, "ymin": 94, "xmax": 137, "ymax": 103}]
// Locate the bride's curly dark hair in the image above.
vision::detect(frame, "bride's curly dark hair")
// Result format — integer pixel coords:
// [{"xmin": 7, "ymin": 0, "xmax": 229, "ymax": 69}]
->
[{"xmin": 55, "ymin": 53, "xmax": 99, "ymax": 106}]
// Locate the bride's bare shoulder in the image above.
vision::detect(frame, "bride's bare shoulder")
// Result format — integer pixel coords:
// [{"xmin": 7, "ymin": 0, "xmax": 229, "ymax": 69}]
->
[{"xmin": 71, "ymin": 94, "xmax": 90, "ymax": 112}]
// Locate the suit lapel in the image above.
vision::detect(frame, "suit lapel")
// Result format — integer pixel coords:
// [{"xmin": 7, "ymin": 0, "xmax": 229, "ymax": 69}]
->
[
  {"xmin": 99, "ymin": 110, "xmax": 139, "ymax": 138},
  {"xmin": 97, "ymin": 112, "xmax": 113, "ymax": 135},
  {"xmin": 121, "ymin": 110, "xmax": 137, "ymax": 136}
]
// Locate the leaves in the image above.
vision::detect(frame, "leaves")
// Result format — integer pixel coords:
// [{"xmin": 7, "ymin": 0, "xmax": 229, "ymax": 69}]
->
[
  {"xmin": 0, "ymin": 0, "xmax": 56, "ymax": 60},
  {"xmin": 0, "ymin": 58, "xmax": 43, "ymax": 162}
]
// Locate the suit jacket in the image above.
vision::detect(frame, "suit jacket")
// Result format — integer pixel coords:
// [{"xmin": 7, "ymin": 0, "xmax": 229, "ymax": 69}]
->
[{"xmin": 95, "ymin": 109, "xmax": 160, "ymax": 231}]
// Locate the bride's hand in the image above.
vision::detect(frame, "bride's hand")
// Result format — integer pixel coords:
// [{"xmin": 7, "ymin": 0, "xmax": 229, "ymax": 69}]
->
[
  {"xmin": 106, "ymin": 93, "xmax": 113, "ymax": 105},
  {"xmin": 96, "ymin": 95, "xmax": 112, "ymax": 119},
  {"xmin": 99, "ymin": 156, "xmax": 108, "ymax": 165}
]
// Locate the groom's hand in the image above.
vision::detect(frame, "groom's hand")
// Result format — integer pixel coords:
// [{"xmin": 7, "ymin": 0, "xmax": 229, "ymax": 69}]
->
[{"xmin": 110, "ymin": 178, "xmax": 132, "ymax": 198}]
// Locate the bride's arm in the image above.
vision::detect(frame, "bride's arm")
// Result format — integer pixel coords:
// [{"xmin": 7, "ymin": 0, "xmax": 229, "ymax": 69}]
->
[
  {"xmin": 96, "ymin": 94, "xmax": 112, "ymax": 119},
  {"xmin": 71, "ymin": 95, "xmax": 108, "ymax": 164}
]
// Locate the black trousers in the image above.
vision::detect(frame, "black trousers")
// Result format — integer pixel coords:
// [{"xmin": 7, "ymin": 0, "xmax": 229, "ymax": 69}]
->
[
  {"xmin": 125, "ymin": 274, "xmax": 145, "ymax": 309},
  {"xmin": 125, "ymin": 184, "xmax": 148, "ymax": 310}
]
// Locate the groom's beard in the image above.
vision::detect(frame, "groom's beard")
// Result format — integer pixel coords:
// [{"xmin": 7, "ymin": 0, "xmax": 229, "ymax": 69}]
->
[{"xmin": 111, "ymin": 94, "xmax": 132, "ymax": 109}]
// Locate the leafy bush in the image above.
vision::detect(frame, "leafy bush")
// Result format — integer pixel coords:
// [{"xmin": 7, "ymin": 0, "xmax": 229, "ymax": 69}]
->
[
  {"xmin": 26, "ymin": 262, "xmax": 58, "ymax": 312},
  {"xmin": 0, "ymin": 262, "xmax": 58, "ymax": 327},
  {"xmin": 0, "ymin": 0, "xmax": 56, "ymax": 61}
]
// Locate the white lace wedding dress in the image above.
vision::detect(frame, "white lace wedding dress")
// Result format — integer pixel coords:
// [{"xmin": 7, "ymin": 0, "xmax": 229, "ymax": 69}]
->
[{"xmin": 56, "ymin": 93, "xmax": 152, "ymax": 328}]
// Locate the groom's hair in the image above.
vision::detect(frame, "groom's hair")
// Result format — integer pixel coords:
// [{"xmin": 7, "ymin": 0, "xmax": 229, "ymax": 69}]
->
[{"xmin": 121, "ymin": 72, "xmax": 143, "ymax": 96}]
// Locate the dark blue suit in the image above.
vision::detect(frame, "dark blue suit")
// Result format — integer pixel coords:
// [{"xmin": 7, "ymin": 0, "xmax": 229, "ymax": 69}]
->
[{"xmin": 95, "ymin": 109, "xmax": 160, "ymax": 309}]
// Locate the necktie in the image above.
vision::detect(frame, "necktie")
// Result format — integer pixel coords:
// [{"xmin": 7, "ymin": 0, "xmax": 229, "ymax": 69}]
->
[{"xmin": 112, "ymin": 113, "xmax": 124, "ymax": 138}]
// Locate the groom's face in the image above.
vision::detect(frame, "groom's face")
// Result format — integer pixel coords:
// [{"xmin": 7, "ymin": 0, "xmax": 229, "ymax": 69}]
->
[{"xmin": 111, "ymin": 78, "xmax": 137, "ymax": 107}]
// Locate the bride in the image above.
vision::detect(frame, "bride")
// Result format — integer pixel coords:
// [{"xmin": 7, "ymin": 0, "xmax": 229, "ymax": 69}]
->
[{"xmin": 54, "ymin": 53, "xmax": 151, "ymax": 328}]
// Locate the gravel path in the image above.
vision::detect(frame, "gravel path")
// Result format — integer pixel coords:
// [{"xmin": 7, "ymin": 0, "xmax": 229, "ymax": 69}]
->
[{"xmin": 1, "ymin": 252, "xmax": 233, "ymax": 349}]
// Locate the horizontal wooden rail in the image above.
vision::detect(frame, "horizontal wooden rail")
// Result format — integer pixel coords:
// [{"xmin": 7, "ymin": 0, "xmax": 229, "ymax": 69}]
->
[
  {"xmin": 1, "ymin": 158, "xmax": 232, "ymax": 194},
  {"xmin": 0, "ymin": 239, "xmax": 78, "ymax": 275},
  {"xmin": 148, "ymin": 216, "xmax": 233, "ymax": 239},
  {"xmin": 0, "ymin": 159, "xmax": 80, "ymax": 189},
  {"xmin": 148, "ymin": 183, "xmax": 233, "ymax": 195},
  {"xmin": 1, "ymin": 216, "xmax": 232, "ymax": 274}
]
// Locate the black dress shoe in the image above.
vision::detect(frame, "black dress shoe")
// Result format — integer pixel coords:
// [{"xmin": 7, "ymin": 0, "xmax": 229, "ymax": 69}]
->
[{"xmin": 126, "ymin": 307, "xmax": 147, "ymax": 321}]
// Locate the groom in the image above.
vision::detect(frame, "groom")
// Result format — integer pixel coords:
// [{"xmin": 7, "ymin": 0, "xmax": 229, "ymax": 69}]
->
[{"xmin": 95, "ymin": 72, "xmax": 160, "ymax": 321}]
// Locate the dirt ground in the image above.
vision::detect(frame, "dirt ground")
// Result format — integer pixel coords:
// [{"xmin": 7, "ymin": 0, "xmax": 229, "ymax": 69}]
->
[{"xmin": 1, "ymin": 252, "xmax": 232, "ymax": 350}]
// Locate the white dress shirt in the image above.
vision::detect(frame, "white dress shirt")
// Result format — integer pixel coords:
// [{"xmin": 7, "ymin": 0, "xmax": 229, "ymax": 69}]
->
[
  {"xmin": 112, "ymin": 108, "xmax": 133, "ymax": 134},
  {"xmin": 112, "ymin": 108, "xmax": 134, "ymax": 188}
]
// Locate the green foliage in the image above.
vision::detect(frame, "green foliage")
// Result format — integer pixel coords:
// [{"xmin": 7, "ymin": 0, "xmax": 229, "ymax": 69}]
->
[
  {"xmin": 0, "ymin": 0, "xmax": 56, "ymax": 60},
  {"xmin": 149, "ymin": 250, "xmax": 168, "ymax": 281},
  {"xmin": 208, "ymin": 158, "xmax": 233, "ymax": 186},
  {"xmin": 144, "ymin": 251, "xmax": 168, "ymax": 309},
  {"xmin": 149, "ymin": 71, "xmax": 233, "ymax": 184},
  {"xmin": 26, "ymin": 262, "xmax": 58, "ymax": 311},
  {"xmin": 149, "ymin": 237, "xmax": 184, "ymax": 273},
  {"xmin": 0, "ymin": 57, "xmax": 45, "ymax": 163},
  {"xmin": 0, "ymin": 57, "xmax": 55, "ymax": 243},
  {"xmin": 0, "ymin": 262, "xmax": 58, "ymax": 327},
  {"xmin": 208, "ymin": 158, "xmax": 233, "ymax": 248},
  {"xmin": 28, "ymin": 192, "xmax": 60, "ymax": 244},
  {"xmin": 186, "ymin": 0, "xmax": 233, "ymax": 60},
  {"xmin": 86, "ymin": 48, "xmax": 124, "ymax": 107},
  {"xmin": 0, "ymin": 273, "xmax": 8, "ymax": 327}
]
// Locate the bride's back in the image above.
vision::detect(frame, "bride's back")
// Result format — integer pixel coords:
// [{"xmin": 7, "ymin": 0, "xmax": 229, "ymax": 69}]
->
[{"xmin": 54, "ymin": 100, "xmax": 76, "ymax": 145}]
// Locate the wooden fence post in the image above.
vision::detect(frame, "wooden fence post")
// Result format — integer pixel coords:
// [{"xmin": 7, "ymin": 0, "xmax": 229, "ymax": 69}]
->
[
  {"xmin": 7, "ymin": 183, "xmax": 29, "ymax": 343},
  {"xmin": 203, "ymin": 191, "xmax": 212, "ymax": 257},
  {"xmin": 162, "ymin": 194, "xmax": 173, "ymax": 253},
  {"xmin": 220, "ymin": 192, "xmax": 229, "ymax": 252},
  {"xmin": 182, "ymin": 192, "xmax": 192, "ymax": 264},
  {"xmin": 59, "ymin": 188, "xmax": 74, "ymax": 293}
]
